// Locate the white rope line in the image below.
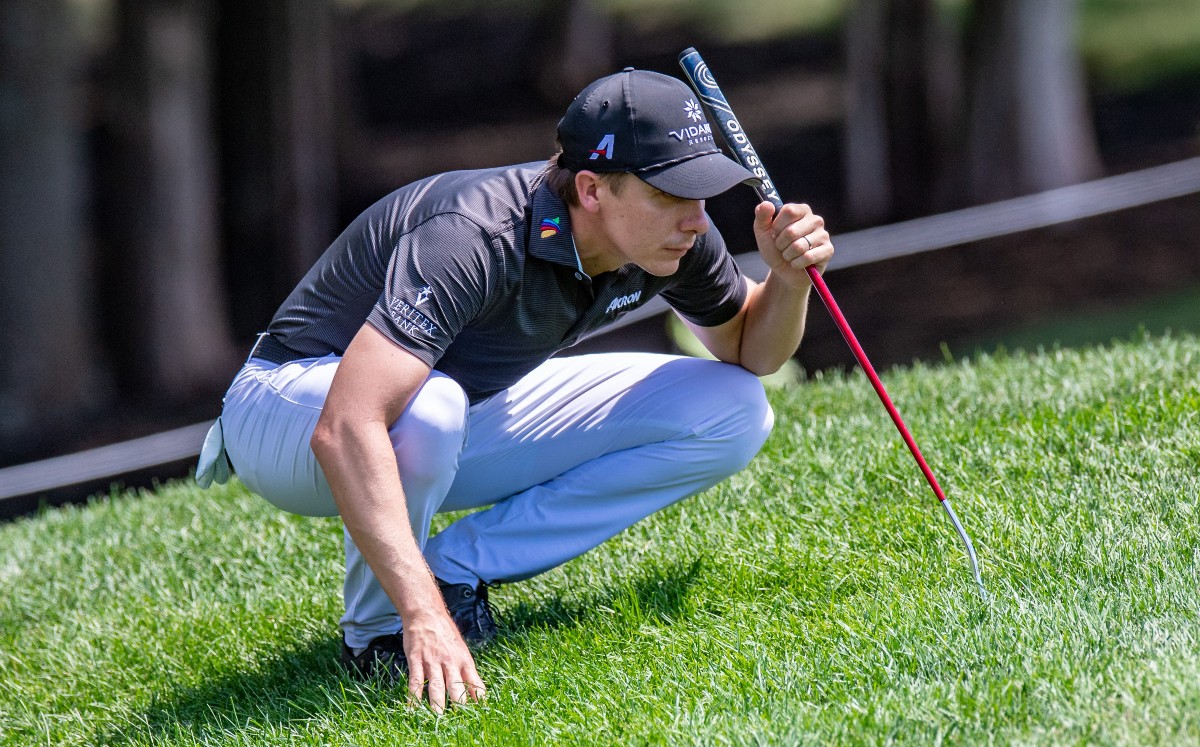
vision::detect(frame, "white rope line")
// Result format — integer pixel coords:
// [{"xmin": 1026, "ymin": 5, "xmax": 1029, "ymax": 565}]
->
[
  {"xmin": 607, "ymin": 156, "xmax": 1200, "ymax": 333},
  {"xmin": 2, "ymin": 157, "xmax": 1198, "ymax": 503},
  {"xmin": 0, "ymin": 423, "xmax": 212, "ymax": 500}
]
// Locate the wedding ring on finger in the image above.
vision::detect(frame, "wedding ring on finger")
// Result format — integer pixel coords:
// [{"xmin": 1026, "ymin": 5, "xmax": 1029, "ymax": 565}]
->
[{"xmin": 802, "ymin": 234, "xmax": 813, "ymax": 251}]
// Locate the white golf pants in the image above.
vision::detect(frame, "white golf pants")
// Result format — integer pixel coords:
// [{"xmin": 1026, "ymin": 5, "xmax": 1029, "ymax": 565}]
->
[{"xmin": 220, "ymin": 351, "xmax": 773, "ymax": 648}]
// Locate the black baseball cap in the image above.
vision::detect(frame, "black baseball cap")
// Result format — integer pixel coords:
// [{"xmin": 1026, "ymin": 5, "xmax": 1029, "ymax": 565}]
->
[{"xmin": 556, "ymin": 68, "xmax": 760, "ymax": 200}]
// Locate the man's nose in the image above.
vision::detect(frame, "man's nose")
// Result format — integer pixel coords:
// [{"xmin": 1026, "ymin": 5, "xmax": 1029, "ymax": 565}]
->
[{"xmin": 681, "ymin": 200, "xmax": 709, "ymax": 234}]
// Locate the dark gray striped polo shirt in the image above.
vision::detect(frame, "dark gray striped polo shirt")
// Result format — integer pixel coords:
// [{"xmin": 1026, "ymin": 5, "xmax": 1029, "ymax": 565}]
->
[{"xmin": 266, "ymin": 162, "xmax": 748, "ymax": 403}]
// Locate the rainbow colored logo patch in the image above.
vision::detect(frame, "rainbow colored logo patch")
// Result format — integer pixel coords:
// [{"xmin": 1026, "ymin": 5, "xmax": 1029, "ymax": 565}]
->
[{"xmin": 540, "ymin": 217, "xmax": 562, "ymax": 239}]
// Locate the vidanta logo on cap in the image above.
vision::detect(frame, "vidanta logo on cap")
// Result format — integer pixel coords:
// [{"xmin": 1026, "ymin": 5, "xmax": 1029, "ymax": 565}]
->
[{"xmin": 668, "ymin": 99, "xmax": 715, "ymax": 145}]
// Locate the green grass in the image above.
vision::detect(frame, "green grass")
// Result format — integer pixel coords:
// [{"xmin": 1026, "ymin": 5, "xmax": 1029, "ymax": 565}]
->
[
  {"xmin": 960, "ymin": 283, "xmax": 1200, "ymax": 359},
  {"xmin": 4, "ymin": 332, "xmax": 1200, "ymax": 745},
  {"xmin": 1079, "ymin": 0, "xmax": 1200, "ymax": 91}
]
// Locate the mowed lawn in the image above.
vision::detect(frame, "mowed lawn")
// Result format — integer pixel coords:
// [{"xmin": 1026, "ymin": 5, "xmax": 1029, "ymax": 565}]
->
[{"xmin": 2, "ymin": 333, "xmax": 1198, "ymax": 746}]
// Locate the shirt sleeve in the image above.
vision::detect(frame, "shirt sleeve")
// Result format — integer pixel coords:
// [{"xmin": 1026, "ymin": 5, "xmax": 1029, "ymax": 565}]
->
[
  {"xmin": 659, "ymin": 222, "xmax": 748, "ymax": 327},
  {"xmin": 365, "ymin": 212, "xmax": 499, "ymax": 367}
]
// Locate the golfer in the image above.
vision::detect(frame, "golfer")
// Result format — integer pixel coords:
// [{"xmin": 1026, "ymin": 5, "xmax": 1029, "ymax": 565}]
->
[{"xmin": 197, "ymin": 66, "xmax": 833, "ymax": 712}]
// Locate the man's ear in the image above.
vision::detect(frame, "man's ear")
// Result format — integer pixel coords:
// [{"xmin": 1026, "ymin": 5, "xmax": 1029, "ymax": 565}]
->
[{"xmin": 575, "ymin": 170, "xmax": 603, "ymax": 212}]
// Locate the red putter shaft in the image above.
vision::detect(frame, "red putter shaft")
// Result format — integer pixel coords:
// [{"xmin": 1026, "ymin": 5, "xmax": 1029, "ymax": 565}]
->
[
  {"xmin": 678, "ymin": 47, "xmax": 985, "ymax": 597},
  {"xmin": 810, "ymin": 263, "xmax": 986, "ymax": 598},
  {"xmin": 806, "ymin": 269, "xmax": 945, "ymax": 501}
]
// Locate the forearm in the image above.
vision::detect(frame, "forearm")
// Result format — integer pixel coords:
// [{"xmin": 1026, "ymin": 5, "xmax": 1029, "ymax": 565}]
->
[
  {"xmin": 311, "ymin": 418, "xmax": 443, "ymax": 624},
  {"xmin": 737, "ymin": 270, "xmax": 813, "ymax": 376},
  {"xmin": 733, "ymin": 199, "xmax": 833, "ymax": 374}
]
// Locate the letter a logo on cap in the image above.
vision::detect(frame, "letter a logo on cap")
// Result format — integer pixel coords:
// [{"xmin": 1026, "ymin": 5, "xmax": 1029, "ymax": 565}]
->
[{"xmin": 589, "ymin": 134, "xmax": 615, "ymax": 160}]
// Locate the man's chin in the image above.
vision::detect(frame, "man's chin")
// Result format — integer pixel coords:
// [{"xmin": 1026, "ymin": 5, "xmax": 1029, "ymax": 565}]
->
[{"xmin": 639, "ymin": 258, "xmax": 684, "ymax": 277}]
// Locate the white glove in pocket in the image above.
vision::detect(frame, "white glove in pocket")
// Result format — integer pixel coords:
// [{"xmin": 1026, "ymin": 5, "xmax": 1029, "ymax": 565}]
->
[{"xmin": 195, "ymin": 417, "xmax": 232, "ymax": 488}]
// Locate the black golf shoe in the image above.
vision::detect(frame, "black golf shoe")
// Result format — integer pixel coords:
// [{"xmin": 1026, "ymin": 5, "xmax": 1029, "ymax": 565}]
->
[
  {"xmin": 438, "ymin": 579, "xmax": 498, "ymax": 648},
  {"xmin": 340, "ymin": 632, "xmax": 407, "ymax": 683}
]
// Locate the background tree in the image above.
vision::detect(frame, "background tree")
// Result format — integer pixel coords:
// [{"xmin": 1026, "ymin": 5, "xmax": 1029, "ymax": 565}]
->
[
  {"xmin": 97, "ymin": 0, "xmax": 237, "ymax": 400},
  {"xmin": 216, "ymin": 0, "xmax": 338, "ymax": 339},
  {"xmin": 0, "ymin": 0, "xmax": 104, "ymax": 458},
  {"xmin": 531, "ymin": 0, "xmax": 616, "ymax": 104},
  {"xmin": 844, "ymin": 0, "xmax": 1101, "ymax": 222},
  {"xmin": 843, "ymin": 0, "xmax": 965, "ymax": 225},
  {"xmin": 966, "ymin": 0, "xmax": 1102, "ymax": 202}
]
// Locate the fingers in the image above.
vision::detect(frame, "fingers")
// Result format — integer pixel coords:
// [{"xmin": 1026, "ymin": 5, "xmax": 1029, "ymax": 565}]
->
[
  {"xmin": 447, "ymin": 669, "xmax": 487, "ymax": 707},
  {"xmin": 755, "ymin": 201, "xmax": 835, "ymax": 274},
  {"xmin": 426, "ymin": 673, "xmax": 448, "ymax": 714},
  {"xmin": 399, "ymin": 611, "xmax": 490, "ymax": 713},
  {"xmin": 444, "ymin": 655, "xmax": 487, "ymax": 707},
  {"xmin": 752, "ymin": 201, "xmax": 776, "ymax": 233},
  {"xmin": 405, "ymin": 652, "xmax": 487, "ymax": 714},
  {"xmin": 779, "ymin": 226, "xmax": 832, "ymax": 269},
  {"xmin": 769, "ymin": 203, "xmax": 821, "ymax": 247},
  {"xmin": 406, "ymin": 660, "xmax": 429, "ymax": 710}
]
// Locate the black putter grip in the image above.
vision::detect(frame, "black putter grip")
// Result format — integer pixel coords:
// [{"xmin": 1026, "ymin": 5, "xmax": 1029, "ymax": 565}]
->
[{"xmin": 678, "ymin": 47, "xmax": 783, "ymax": 210}]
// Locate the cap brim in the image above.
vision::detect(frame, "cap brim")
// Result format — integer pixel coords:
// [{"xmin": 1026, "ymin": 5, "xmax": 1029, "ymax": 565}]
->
[{"xmin": 638, "ymin": 152, "xmax": 761, "ymax": 200}]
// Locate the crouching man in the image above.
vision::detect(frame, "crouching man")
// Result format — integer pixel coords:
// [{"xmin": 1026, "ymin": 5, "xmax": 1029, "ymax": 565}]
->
[{"xmin": 198, "ymin": 66, "xmax": 833, "ymax": 712}]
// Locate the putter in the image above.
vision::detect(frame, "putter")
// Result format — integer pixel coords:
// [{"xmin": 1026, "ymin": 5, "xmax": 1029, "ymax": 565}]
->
[{"xmin": 679, "ymin": 47, "xmax": 986, "ymax": 599}]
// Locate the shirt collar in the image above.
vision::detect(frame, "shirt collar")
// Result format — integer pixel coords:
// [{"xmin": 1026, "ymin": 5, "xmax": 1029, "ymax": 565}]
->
[{"xmin": 528, "ymin": 182, "xmax": 580, "ymax": 268}]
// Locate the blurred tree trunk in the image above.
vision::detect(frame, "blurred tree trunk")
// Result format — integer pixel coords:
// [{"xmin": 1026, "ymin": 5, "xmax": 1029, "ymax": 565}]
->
[
  {"xmin": 843, "ymin": 0, "xmax": 965, "ymax": 225},
  {"xmin": 531, "ymin": 0, "xmax": 614, "ymax": 103},
  {"xmin": 0, "ymin": 0, "xmax": 104, "ymax": 453},
  {"xmin": 966, "ymin": 0, "xmax": 1102, "ymax": 202},
  {"xmin": 100, "ymin": 0, "xmax": 236, "ymax": 400},
  {"xmin": 216, "ymin": 0, "xmax": 338, "ymax": 339},
  {"xmin": 843, "ymin": 0, "xmax": 891, "ymax": 225}
]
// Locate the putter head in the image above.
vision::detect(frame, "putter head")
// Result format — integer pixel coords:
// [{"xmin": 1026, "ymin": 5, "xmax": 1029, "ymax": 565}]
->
[{"xmin": 941, "ymin": 499, "xmax": 987, "ymax": 600}]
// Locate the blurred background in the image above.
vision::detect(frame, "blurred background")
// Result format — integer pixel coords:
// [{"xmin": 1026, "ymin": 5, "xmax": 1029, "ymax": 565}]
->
[{"xmin": 1, "ymin": 0, "xmax": 1199, "ymax": 489}]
